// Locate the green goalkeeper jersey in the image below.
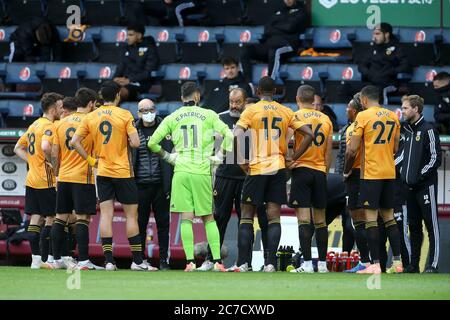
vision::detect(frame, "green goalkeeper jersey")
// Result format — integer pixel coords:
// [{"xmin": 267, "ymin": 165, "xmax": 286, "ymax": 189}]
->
[{"xmin": 148, "ymin": 106, "xmax": 233, "ymax": 175}]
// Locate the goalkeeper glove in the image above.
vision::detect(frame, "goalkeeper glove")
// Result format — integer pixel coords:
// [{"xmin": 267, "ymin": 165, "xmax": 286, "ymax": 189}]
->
[{"xmin": 161, "ymin": 150, "xmax": 178, "ymax": 166}]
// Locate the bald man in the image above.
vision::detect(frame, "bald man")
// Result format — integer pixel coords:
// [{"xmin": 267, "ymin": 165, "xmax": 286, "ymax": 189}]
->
[{"xmin": 131, "ymin": 99, "xmax": 174, "ymax": 270}]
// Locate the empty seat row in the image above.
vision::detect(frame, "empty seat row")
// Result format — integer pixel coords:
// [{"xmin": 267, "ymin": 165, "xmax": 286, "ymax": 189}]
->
[{"xmin": 0, "ymin": 0, "xmax": 286, "ymax": 27}]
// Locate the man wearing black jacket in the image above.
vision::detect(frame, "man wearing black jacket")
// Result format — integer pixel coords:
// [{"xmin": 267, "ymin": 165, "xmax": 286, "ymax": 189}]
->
[
  {"xmin": 240, "ymin": 0, "xmax": 307, "ymax": 80},
  {"xmin": 113, "ymin": 23, "xmax": 160, "ymax": 101},
  {"xmin": 131, "ymin": 99, "xmax": 173, "ymax": 270},
  {"xmin": 9, "ymin": 17, "xmax": 61, "ymax": 62},
  {"xmin": 433, "ymin": 72, "xmax": 450, "ymax": 134},
  {"xmin": 203, "ymin": 57, "xmax": 253, "ymax": 114},
  {"xmin": 358, "ymin": 23, "xmax": 410, "ymax": 102},
  {"xmin": 399, "ymin": 95, "xmax": 441, "ymax": 273}
]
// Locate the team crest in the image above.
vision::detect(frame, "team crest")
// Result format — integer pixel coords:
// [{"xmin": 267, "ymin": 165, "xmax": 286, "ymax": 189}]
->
[
  {"xmin": 23, "ymin": 104, "xmax": 34, "ymax": 117},
  {"xmin": 19, "ymin": 67, "xmax": 31, "ymax": 81},
  {"xmin": 426, "ymin": 69, "xmax": 437, "ymax": 82},
  {"xmin": 301, "ymin": 66, "xmax": 313, "ymax": 80},
  {"xmin": 198, "ymin": 30, "xmax": 210, "ymax": 42},
  {"xmin": 415, "ymin": 30, "xmax": 426, "ymax": 42},
  {"xmin": 342, "ymin": 67, "xmax": 353, "ymax": 80},
  {"xmin": 416, "ymin": 131, "xmax": 421, "ymax": 141},
  {"xmin": 179, "ymin": 67, "xmax": 191, "ymax": 80},
  {"xmin": 213, "ymin": 190, "xmax": 218, "ymax": 196},
  {"xmin": 330, "ymin": 29, "xmax": 341, "ymax": 44},
  {"xmin": 116, "ymin": 30, "xmax": 127, "ymax": 42},
  {"xmin": 99, "ymin": 66, "xmax": 112, "ymax": 79},
  {"xmin": 45, "ymin": 130, "xmax": 53, "ymax": 136},
  {"xmin": 261, "ymin": 67, "xmax": 268, "ymax": 78},
  {"xmin": 240, "ymin": 30, "xmax": 251, "ymax": 43},
  {"xmin": 158, "ymin": 30, "xmax": 169, "ymax": 42},
  {"xmin": 59, "ymin": 67, "xmax": 71, "ymax": 79}
]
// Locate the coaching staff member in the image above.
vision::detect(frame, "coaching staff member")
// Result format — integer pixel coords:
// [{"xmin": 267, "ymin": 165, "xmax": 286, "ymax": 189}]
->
[
  {"xmin": 400, "ymin": 95, "xmax": 441, "ymax": 273},
  {"xmin": 132, "ymin": 99, "xmax": 173, "ymax": 270}
]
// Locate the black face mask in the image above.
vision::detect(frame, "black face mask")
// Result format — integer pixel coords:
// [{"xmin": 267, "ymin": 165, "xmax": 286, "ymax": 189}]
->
[
  {"xmin": 183, "ymin": 101, "xmax": 197, "ymax": 106},
  {"xmin": 435, "ymin": 84, "xmax": 450, "ymax": 95}
]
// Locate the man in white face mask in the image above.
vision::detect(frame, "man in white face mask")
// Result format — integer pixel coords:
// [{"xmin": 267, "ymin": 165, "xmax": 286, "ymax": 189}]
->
[{"xmin": 131, "ymin": 99, "xmax": 174, "ymax": 270}]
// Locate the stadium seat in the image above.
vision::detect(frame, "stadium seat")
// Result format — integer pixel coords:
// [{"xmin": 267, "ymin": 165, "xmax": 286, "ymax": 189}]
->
[
  {"xmin": 221, "ymin": 26, "xmax": 263, "ymax": 61},
  {"xmin": 279, "ymin": 64, "xmax": 327, "ymax": 102},
  {"xmin": 244, "ymin": 0, "xmax": 283, "ymax": 26},
  {"xmin": 84, "ymin": 0, "xmax": 124, "ymax": 26},
  {"xmin": 78, "ymin": 62, "xmax": 116, "ymax": 92},
  {"xmin": 438, "ymin": 29, "xmax": 450, "ymax": 65},
  {"xmin": 251, "ymin": 64, "xmax": 269, "ymax": 85},
  {"xmin": 120, "ymin": 101, "xmax": 138, "ymax": 118},
  {"xmin": 0, "ymin": 25, "xmax": 16, "ymax": 61},
  {"xmin": 2, "ymin": 0, "xmax": 44, "ymax": 25},
  {"xmin": 330, "ymin": 103, "xmax": 348, "ymax": 127},
  {"xmin": 145, "ymin": 26, "xmax": 182, "ymax": 64},
  {"xmin": 97, "ymin": 26, "xmax": 128, "ymax": 63},
  {"xmin": 158, "ymin": 64, "xmax": 206, "ymax": 101},
  {"xmin": 45, "ymin": 0, "xmax": 84, "ymax": 25},
  {"xmin": 322, "ymin": 64, "xmax": 364, "ymax": 103},
  {"xmin": 203, "ymin": 0, "xmax": 243, "ymax": 26},
  {"xmin": 202, "ymin": 63, "xmax": 225, "ymax": 98},
  {"xmin": 283, "ymin": 102, "xmax": 297, "ymax": 112},
  {"xmin": 37, "ymin": 63, "xmax": 82, "ymax": 96},
  {"xmin": 58, "ymin": 26, "xmax": 101, "ymax": 62},
  {"xmin": 398, "ymin": 28, "xmax": 441, "ymax": 66},
  {"xmin": 407, "ymin": 66, "xmax": 450, "ymax": 105},
  {"xmin": 290, "ymin": 27, "xmax": 354, "ymax": 63},
  {"xmin": 0, "ymin": 63, "xmax": 43, "ymax": 99},
  {"xmin": 0, "ymin": 99, "xmax": 41, "ymax": 117},
  {"xmin": 177, "ymin": 27, "xmax": 224, "ymax": 63}
]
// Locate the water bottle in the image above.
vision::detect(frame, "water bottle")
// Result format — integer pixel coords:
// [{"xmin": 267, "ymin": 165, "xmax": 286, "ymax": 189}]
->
[{"xmin": 147, "ymin": 223, "xmax": 154, "ymax": 243}]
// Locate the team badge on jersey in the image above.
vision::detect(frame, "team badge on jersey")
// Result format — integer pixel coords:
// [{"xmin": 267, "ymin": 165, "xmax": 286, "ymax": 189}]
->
[{"xmin": 45, "ymin": 130, "xmax": 53, "ymax": 136}]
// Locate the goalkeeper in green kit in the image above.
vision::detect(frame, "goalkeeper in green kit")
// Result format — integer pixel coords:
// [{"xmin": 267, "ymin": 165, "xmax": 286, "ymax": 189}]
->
[{"xmin": 148, "ymin": 82, "xmax": 234, "ymax": 272}]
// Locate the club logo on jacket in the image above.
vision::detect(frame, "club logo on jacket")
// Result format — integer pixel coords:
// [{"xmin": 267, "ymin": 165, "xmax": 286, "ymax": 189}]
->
[
  {"xmin": 416, "ymin": 131, "xmax": 421, "ymax": 141},
  {"xmin": 385, "ymin": 46, "xmax": 396, "ymax": 55},
  {"xmin": 424, "ymin": 194, "xmax": 430, "ymax": 205}
]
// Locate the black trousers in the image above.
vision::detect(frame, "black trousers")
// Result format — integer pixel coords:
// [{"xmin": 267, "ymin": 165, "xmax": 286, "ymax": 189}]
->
[
  {"xmin": 378, "ymin": 206, "xmax": 411, "ymax": 271},
  {"xmin": 206, "ymin": 176, "xmax": 268, "ymax": 261},
  {"xmin": 137, "ymin": 183, "xmax": 170, "ymax": 262},
  {"xmin": 240, "ymin": 39, "xmax": 296, "ymax": 81},
  {"xmin": 406, "ymin": 181, "xmax": 440, "ymax": 269}
]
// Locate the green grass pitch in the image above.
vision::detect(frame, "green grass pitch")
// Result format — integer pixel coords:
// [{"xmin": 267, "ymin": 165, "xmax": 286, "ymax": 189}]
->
[{"xmin": 0, "ymin": 267, "xmax": 449, "ymax": 300}]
